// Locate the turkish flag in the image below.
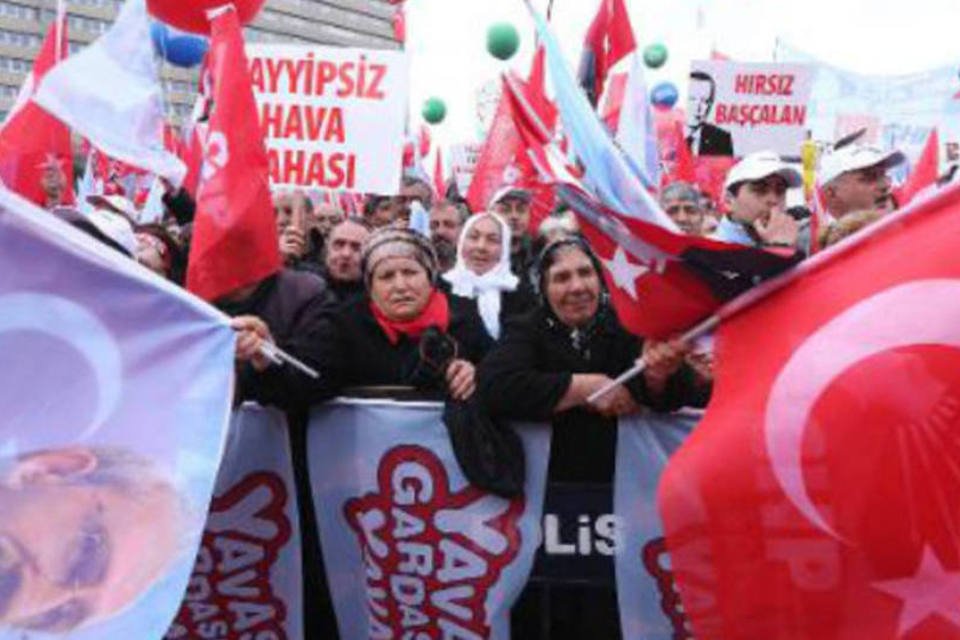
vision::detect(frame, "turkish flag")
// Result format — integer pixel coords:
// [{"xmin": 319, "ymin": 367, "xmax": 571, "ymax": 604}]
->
[
  {"xmin": 670, "ymin": 120, "xmax": 697, "ymax": 184},
  {"xmin": 576, "ymin": 0, "xmax": 636, "ymax": 106},
  {"xmin": 467, "ymin": 67, "xmax": 556, "ymax": 230},
  {"xmin": 896, "ymin": 128, "xmax": 940, "ymax": 207},
  {"xmin": 186, "ymin": 6, "xmax": 280, "ymax": 302},
  {"xmin": 0, "ymin": 16, "xmax": 73, "ymax": 207},
  {"xmin": 659, "ymin": 182, "xmax": 960, "ymax": 639}
]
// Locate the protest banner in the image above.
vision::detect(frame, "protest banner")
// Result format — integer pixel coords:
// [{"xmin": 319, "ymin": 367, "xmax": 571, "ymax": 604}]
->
[
  {"xmin": 166, "ymin": 404, "xmax": 303, "ymax": 640},
  {"xmin": 775, "ymin": 40, "xmax": 960, "ymax": 174},
  {"xmin": 308, "ymin": 399, "xmax": 549, "ymax": 640},
  {"xmin": 307, "ymin": 398, "xmax": 703, "ymax": 639},
  {"xmin": 686, "ymin": 60, "xmax": 814, "ymax": 157},
  {"xmin": 449, "ymin": 142, "xmax": 482, "ymax": 196},
  {"xmin": 247, "ymin": 45, "xmax": 409, "ymax": 194},
  {"xmin": 0, "ymin": 187, "xmax": 234, "ymax": 638}
]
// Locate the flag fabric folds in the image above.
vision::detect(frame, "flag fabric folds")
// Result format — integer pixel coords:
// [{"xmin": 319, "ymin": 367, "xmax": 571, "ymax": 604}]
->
[
  {"xmin": 576, "ymin": 0, "xmax": 636, "ymax": 106},
  {"xmin": 186, "ymin": 6, "xmax": 281, "ymax": 302},
  {"xmin": 33, "ymin": 0, "xmax": 185, "ymax": 185},
  {"xmin": 659, "ymin": 182, "xmax": 960, "ymax": 639},
  {"xmin": 895, "ymin": 127, "xmax": 940, "ymax": 207},
  {"xmin": 529, "ymin": 4, "xmax": 668, "ymax": 222},
  {"xmin": 0, "ymin": 185, "xmax": 234, "ymax": 639},
  {"xmin": 528, "ymin": 143, "xmax": 800, "ymax": 339},
  {"xmin": 0, "ymin": 16, "xmax": 74, "ymax": 207}
]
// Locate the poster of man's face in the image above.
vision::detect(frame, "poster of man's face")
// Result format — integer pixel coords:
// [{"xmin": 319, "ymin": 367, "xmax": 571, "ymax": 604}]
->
[
  {"xmin": 687, "ymin": 71, "xmax": 717, "ymax": 130},
  {"xmin": 0, "ymin": 448, "xmax": 187, "ymax": 633}
]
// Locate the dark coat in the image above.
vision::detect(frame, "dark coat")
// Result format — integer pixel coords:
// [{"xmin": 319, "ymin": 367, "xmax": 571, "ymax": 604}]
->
[
  {"xmin": 219, "ymin": 269, "xmax": 335, "ymax": 412},
  {"xmin": 478, "ymin": 306, "xmax": 707, "ymax": 484},
  {"xmin": 312, "ymin": 291, "xmax": 494, "ymax": 400},
  {"xmin": 687, "ymin": 122, "xmax": 734, "ymax": 156}
]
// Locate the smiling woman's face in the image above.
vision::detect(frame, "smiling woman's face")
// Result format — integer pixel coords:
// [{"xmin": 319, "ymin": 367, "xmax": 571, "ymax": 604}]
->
[{"xmin": 369, "ymin": 256, "xmax": 433, "ymax": 321}]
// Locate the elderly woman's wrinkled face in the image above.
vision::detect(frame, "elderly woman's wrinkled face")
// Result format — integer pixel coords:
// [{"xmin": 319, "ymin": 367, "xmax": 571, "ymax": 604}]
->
[
  {"xmin": 461, "ymin": 215, "xmax": 503, "ymax": 276},
  {"xmin": 545, "ymin": 247, "xmax": 601, "ymax": 329},
  {"xmin": 370, "ymin": 256, "xmax": 432, "ymax": 321}
]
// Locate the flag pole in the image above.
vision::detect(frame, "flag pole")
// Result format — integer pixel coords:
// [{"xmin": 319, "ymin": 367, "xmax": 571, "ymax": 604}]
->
[
  {"xmin": 54, "ymin": 0, "xmax": 65, "ymax": 62},
  {"xmin": 587, "ymin": 178, "xmax": 960, "ymax": 403},
  {"xmin": 259, "ymin": 342, "xmax": 320, "ymax": 379}
]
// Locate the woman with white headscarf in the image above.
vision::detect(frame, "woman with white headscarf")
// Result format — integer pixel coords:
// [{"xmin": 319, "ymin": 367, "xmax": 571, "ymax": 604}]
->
[{"xmin": 442, "ymin": 212, "xmax": 534, "ymax": 339}]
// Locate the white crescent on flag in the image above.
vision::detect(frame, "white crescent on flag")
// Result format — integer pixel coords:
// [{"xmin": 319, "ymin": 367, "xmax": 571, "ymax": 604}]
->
[{"xmin": 764, "ymin": 279, "xmax": 960, "ymax": 537}]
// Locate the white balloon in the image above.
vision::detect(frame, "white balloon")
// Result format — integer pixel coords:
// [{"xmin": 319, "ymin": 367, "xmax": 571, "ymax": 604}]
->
[
  {"xmin": 764, "ymin": 279, "xmax": 960, "ymax": 537},
  {"xmin": 0, "ymin": 292, "xmax": 123, "ymax": 441}
]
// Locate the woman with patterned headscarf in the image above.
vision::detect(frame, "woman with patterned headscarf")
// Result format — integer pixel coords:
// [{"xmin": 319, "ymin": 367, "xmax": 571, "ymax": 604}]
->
[
  {"xmin": 311, "ymin": 227, "xmax": 492, "ymax": 400},
  {"xmin": 478, "ymin": 236, "xmax": 709, "ymax": 638}
]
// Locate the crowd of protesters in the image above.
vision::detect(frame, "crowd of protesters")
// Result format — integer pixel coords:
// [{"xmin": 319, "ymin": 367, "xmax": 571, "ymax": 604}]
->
[{"xmin": 34, "ymin": 135, "xmax": 921, "ymax": 638}]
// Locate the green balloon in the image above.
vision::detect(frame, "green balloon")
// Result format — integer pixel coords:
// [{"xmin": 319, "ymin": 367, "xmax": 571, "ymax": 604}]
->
[
  {"xmin": 487, "ymin": 22, "xmax": 520, "ymax": 60},
  {"xmin": 643, "ymin": 43, "xmax": 668, "ymax": 69},
  {"xmin": 422, "ymin": 97, "xmax": 447, "ymax": 124}
]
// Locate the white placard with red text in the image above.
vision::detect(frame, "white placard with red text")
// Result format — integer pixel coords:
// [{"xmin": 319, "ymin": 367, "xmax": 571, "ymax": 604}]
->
[
  {"xmin": 687, "ymin": 61, "xmax": 814, "ymax": 156},
  {"xmin": 308, "ymin": 399, "xmax": 549, "ymax": 640},
  {"xmin": 166, "ymin": 404, "xmax": 303, "ymax": 640},
  {"xmin": 247, "ymin": 45, "xmax": 409, "ymax": 194}
]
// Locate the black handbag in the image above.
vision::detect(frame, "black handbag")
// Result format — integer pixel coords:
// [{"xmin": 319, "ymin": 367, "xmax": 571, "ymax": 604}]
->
[{"xmin": 442, "ymin": 397, "xmax": 526, "ymax": 499}]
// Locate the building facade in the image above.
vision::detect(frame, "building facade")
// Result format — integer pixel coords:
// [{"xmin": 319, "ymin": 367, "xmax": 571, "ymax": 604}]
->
[{"xmin": 0, "ymin": 0, "xmax": 400, "ymax": 121}]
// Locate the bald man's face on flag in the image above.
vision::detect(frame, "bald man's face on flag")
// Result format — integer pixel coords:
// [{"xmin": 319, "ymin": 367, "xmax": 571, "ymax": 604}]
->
[{"xmin": 0, "ymin": 447, "xmax": 185, "ymax": 633}]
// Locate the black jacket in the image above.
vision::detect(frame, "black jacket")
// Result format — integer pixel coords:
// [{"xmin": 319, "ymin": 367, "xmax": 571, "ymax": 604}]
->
[
  {"xmin": 218, "ymin": 269, "xmax": 335, "ymax": 412},
  {"xmin": 478, "ymin": 306, "xmax": 708, "ymax": 483},
  {"xmin": 312, "ymin": 291, "xmax": 494, "ymax": 400}
]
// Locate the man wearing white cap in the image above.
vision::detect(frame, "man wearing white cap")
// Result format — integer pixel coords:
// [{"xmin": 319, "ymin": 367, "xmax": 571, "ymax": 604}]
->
[
  {"xmin": 819, "ymin": 144, "xmax": 906, "ymax": 218},
  {"xmin": 712, "ymin": 151, "xmax": 804, "ymax": 249}
]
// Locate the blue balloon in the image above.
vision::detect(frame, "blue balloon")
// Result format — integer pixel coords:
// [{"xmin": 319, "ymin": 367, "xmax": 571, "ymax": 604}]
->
[
  {"xmin": 151, "ymin": 22, "xmax": 209, "ymax": 68},
  {"xmin": 650, "ymin": 81, "xmax": 679, "ymax": 109}
]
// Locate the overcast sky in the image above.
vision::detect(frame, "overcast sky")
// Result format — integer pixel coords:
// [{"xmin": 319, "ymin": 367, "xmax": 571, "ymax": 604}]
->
[{"xmin": 404, "ymin": 0, "xmax": 960, "ymax": 147}]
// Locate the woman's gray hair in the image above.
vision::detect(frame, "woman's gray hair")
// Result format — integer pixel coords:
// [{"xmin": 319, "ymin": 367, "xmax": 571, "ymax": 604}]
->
[{"xmin": 660, "ymin": 181, "xmax": 702, "ymax": 206}]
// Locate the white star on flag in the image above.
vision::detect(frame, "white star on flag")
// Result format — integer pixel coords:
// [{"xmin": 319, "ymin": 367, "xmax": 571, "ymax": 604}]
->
[
  {"xmin": 873, "ymin": 546, "xmax": 960, "ymax": 636},
  {"xmin": 602, "ymin": 247, "xmax": 649, "ymax": 301}
]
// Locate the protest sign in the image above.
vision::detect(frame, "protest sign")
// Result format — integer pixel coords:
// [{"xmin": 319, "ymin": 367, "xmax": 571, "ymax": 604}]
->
[
  {"xmin": 687, "ymin": 60, "xmax": 814, "ymax": 156},
  {"xmin": 247, "ymin": 45, "xmax": 409, "ymax": 194},
  {"xmin": 308, "ymin": 399, "xmax": 549, "ymax": 640},
  {"xmin": 449, "ymin": 142, "xmax": 482, "ymax": 196},
  {"xmin": 307, "ymin": 398, "xmax": 704, "ymax": 639},
  {"xmin": 0, "ymin": 188, "xmax": 234, "ymax": 639},
  {"xmin": 166, "ymin": 404, "xmax": 303, "ymax": 640},
  {"xmin": 775, "ymin": 40, "xmax": 960, "ymax": 173}
]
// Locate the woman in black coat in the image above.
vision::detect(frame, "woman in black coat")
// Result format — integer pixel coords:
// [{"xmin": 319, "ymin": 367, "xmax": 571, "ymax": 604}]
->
[
  {"xmin": 477, "ymin": 237, "xmax": 710, "ymax": 640},
  {"xmin": 313, "ymin": 227, "xmax": 493, "ymax": 400}
]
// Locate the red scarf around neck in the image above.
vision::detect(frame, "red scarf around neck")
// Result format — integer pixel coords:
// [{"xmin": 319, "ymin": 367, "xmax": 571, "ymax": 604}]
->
[{"xmin": 370, "ymin": 289, "xmax": 450, "ymax": 344}]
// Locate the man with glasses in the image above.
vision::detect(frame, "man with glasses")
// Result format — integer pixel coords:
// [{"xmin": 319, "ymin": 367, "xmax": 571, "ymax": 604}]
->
[
  {"xmin": 819, "ymin": 144, "xmax": 906, "ymax": 219},
  {"xmin": 660, "ymin": 181, "xmax": 707, "ymax": 236},
  {"xmin": 712, "ymin": 151, "xmax": 803, "ymax": 249}
]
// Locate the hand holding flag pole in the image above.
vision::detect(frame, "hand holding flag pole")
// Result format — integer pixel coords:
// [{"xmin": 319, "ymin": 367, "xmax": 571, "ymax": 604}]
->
[
  {"xmin": 587, "ymin": 315, "xmax": 718, "ymax": 404},
  {"xmin": 259, "ymin": 342, "xmax": 320, "ymax": 379}
]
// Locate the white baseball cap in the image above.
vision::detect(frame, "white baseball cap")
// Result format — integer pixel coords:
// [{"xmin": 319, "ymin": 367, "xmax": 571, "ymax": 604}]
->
[
  {"xmin": 56, "ymin": 206, "xmax": 138, "ymax": 256},
  {"xmin": 818, "ymin": 144, "xmax": 906, "ymax": 186},
  {"xmin": 723, "ymin": 151, "xmax": 803, "ymax": 192},
  {"xmin": 87, "ymin": 194, "xmax": 140, "ymax": 222}
]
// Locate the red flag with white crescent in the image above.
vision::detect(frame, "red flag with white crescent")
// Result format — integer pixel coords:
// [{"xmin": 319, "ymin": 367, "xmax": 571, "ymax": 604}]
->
[
  {"xmin": 0, "ymin": 15, "xmax": 74, "ymax": 207},
  {"xmin": 659, "ymin": 182, "xmax": 960, "ymax": 639},
  {"xmin": 186, "ymin": 6, "xmax": 280, "ymax": 302}
]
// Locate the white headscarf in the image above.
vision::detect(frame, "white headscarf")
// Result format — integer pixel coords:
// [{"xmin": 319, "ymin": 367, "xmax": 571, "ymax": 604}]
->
[{"xmin": 442, "ymin": 212, "xmax": 518, "ymax": 338}]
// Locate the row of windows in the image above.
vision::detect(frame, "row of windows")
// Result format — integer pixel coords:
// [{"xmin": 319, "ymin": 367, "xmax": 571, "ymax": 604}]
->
[
  {"xmin": 66, "ymin": 14, "xmax": 110, "ymax": 35},
  {"xmin": 261, "ymin": 7, "xmax": 394, "ymax": 45},
  {"xmin": 70, "ymin": 0, "xmax": 124, "ymax": 9},
  {"xmin": 0, "ymin": 83, "xmax": 19, "ymax": 98},
  {"xmin": 165, "ymin": 102, "xmax": 193, "ymax": 119},
  {"xmin": 0, "ymin": 1, "xmax": 38, "ymax": 21},
  {"xmin": 0, "ymin": 28, "xmax": 39, "ymax": 47},
  {"xmin": 0, "ymin": 54, "xmax": 30, "ymax": 72}
]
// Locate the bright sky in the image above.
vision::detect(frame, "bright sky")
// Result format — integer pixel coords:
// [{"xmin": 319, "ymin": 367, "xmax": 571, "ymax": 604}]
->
[{"xmin": 404, "ymin": 0, "xmax": 960, "ymax": 147}]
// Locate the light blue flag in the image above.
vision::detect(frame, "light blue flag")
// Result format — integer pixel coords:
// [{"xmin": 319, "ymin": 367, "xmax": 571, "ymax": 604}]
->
[
  {"xmin": 529, "ymin": 5, "xmax": 677, "ymax": 230},
  {"xmin": 0, "ymin": 187, "xmax": 234, "ymax": 639}
]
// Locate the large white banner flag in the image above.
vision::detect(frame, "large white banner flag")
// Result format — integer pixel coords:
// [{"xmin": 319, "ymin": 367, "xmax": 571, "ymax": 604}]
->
[
  {"xmin": 0, "ymin": 187, "xmax": 233, "ymax": 638},
  {"xmin": 308, "ymin": 399, "xmax": 550, "ymax": 640},
  {"xmin": 247, "ymin": 45, "xmax": 409, "ymax": 194},
  {"xmin": 165, "ymin": 404, "xmax": 303, "ymax": 640}
]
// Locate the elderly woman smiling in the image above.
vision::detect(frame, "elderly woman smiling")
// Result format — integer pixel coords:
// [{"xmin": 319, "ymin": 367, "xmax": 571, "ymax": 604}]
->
[
  {"xmin": 442, "ymin": 212, "xmax": 534, "ymax": 339},
  {"xmin": 312, "ymin": 228, "xmax": 492, "ymax": 401}
]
